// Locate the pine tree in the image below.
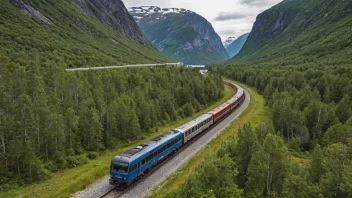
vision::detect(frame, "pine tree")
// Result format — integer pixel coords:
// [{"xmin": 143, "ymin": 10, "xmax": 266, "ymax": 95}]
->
[
  {"xmin": 336, "ymin": 95, "xmax": 352, "ymax": 123},
  {"xmin": 234, "ymin": 124, "xmax": 259, "ymax": 187},
  {"xmin": 320, "ymin": 143, "xmax": 350, "ymax": 197}
]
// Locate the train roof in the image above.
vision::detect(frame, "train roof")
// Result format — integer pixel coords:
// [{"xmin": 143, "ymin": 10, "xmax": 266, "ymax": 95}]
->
[
  {"xmin": 208, "ymin": 103, "xmax": 230, "ymax": 115},
  {"xmin": 226, "ymin": 97, "xmax": 239, "ymax": 104},
  {"xmin": 226, "ymin": 87, "xmax": 244, "ymax": 104},
  {"xmin": 235, "ymin": 88, "xmax": 244, "ymax": 97},
  {"xmin": 112, "ymin": 130, "xmax": 181, "ymax": 164},
  {"xmin": 175, "ymin": 113, "xmax": 213, "ymax": 133}
]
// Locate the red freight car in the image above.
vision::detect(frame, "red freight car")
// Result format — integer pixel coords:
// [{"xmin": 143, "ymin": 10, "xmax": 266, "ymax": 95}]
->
[{"xmin": 208, "ymin": 103, "xmax": 231, "ymax": 123}]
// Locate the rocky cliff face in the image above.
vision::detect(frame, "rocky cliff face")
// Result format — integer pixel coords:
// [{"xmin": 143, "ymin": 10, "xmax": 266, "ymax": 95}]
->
[
  {"xmin": 238, "ymin": 0, "xmax": 301, "ymax": 57},
  {"xmin": 73, "ymin": 0, "xmax": 150, "ymax": 45},
  {"xmin": 231, "ymin": 0, "xmax": 352, "ymax": 63},
  {"xmin": 129, "ymin": 6, "xmax": 229, "ymax": 64},
  {"xmin": 9, "ymin": 0, "xmax": 53, "ymax": 24}
]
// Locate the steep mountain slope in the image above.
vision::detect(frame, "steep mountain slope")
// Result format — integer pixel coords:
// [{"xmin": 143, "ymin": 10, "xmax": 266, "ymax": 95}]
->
[
  {"xmin": 1, "ymin": 0, "xmax": 170, "ymax": 68},
  {"xmin": 226, "ymin": 33, "xmax": 249, "ymax": 58},
  {"xmin": 223, "ymin": 37, "xmax": 237, "ymax": 49},
  {"xmin": 129, "ymin": 6, "xmax": 229, "ymax": 64},
  {"xmin": 229, "ymin": 0, "xmax": 352, "ymax": 64}
]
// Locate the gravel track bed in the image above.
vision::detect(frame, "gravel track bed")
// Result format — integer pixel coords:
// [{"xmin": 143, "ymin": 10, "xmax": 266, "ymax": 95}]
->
[{"xmin": 73, "ymin": 85, "xmax": 250, "ymax": 198}]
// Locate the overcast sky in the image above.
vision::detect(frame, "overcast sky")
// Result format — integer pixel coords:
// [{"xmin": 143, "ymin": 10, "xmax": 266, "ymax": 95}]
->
[{"xmin": 124, "ymin": 0, "xmax": 282, "ymax": 40}]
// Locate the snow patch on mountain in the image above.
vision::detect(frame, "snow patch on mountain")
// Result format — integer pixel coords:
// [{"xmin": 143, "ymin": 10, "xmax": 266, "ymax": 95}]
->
[
  {"xmin": 129, "ymin": 6, "xmax": 193, "ymax": 22},
  {"xmin": 222, "ymin": 37, "xmax": 237, "ymax": 48}
]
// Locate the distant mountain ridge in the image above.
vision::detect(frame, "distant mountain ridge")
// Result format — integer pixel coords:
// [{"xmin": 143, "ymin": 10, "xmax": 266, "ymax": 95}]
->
[
  {"xmin": 223, "ymin": 37, "xmax": 237, "ymax": 49},
  {"xmin": 229, "ymin": 0, "xmax": 352, "ymax": 64},
  {"xmin": 226, "ymin": 33, "xmax": 249, "ymax": 58},
  {"xmin": 129, "ymin": 6, "xmax": 229, "ymax": 64}
]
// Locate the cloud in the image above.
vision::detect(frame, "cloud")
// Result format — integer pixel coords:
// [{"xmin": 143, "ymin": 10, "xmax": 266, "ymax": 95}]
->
[
  {"xmin": 217, "ymin": 29, "xmax": 238, "ymax": 35},
  {"xmin": 239, "ymin": 0, "xmax": 279, "ymax": 6},
  {"xmin": 214, "ymin": 11, "xmax": 249, "ymax": 21}
]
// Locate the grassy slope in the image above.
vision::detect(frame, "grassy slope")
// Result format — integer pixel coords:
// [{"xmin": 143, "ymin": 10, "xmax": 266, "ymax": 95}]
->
[
  {"xmin": 149, "ymin": 81, "xmax": 268, "ymax": 197},
  {"xmin": 0, "ymin": 85, "xmax": 234, "ymax": 198},
  {"xmin": 0, "ymin": 0, "xmax": 171, "ymax": 67},
  {"xmin": 229, "ymin": 0, "xmax": 352, "ymax": 65}
]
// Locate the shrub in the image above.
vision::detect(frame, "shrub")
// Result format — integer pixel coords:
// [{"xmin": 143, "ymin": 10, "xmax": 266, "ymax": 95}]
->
[
  {"xmin": 87, "ymin": 152, "xmax": 99, "ymax": 160},
  {"xmin": 66, "ymin": 155, "xmax": 88, "ymax": 168}
]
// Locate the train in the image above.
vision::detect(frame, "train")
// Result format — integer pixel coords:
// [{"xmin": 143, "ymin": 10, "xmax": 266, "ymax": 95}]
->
[{"xmin": 109, "ymin": 81, "xmax": 245, "ymax": 186}]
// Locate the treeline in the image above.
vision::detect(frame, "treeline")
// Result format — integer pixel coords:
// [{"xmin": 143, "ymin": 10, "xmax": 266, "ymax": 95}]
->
[
  {"xmin": 166, "ymin": 63, "xmax": 352, "ymax": 198},
  {"xmin": 168, "ymin": 123, "xmax": 352, "ymax": 198},
  {"xmin": 213, "ymin": 64, "xmax": 352, "ymax": 151},
  {"xmin": 0, "ymin": 53, "xmax": 224, "ymax": 190}
]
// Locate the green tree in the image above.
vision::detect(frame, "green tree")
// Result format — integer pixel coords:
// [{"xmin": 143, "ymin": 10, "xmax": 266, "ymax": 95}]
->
[
  {"xmin": 245, "ymin": 134, "xmax": 288, "ymax": 197},
  {"xmin": 64, "ymin": 108, "xmax": 79, "ymax": 155},
  {"xmin": 323, "ymin": 123, "xmax": 352, "ymax": 145},
  {"xmin": 177, "ymin": 156, "xmax": 242, "ymax": 198},
  {"xmin": 245, "ymin": 148, "xmax": 267, "ymax": 198},
  {"xmin": 320, "ymin": 143, "xmax": 351, "ymax": 197},
  {"xmin": 309, "ymin": 145, "xmax": 326, "ymax": 184},
  {"xmin": 336, "ymin": 95, "xmax": 351, "ymax": 123},
  {"xmin": 283, "ymin": 164, "xmax": 322, "ymax": 198},
  {"xmin": 234, "ymin": 124, "xmax": 259, "ymax": 187}
]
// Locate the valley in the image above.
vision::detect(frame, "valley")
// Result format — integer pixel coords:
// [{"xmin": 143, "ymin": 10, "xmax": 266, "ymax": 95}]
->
[{"xmin": 1, "ymin": 0, "xmax": 352, "ymax": 197}]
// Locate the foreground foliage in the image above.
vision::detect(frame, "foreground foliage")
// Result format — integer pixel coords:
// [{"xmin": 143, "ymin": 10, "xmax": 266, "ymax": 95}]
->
[{"xmin": 0, "ymin": 54, "xmax": 224, "ymax": 190}]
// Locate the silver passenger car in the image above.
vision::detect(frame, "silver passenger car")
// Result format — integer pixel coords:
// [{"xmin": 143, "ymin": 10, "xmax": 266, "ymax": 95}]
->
[{"xmin": 175, "ymin": 113, "xmax": 213, "ymax": 144}]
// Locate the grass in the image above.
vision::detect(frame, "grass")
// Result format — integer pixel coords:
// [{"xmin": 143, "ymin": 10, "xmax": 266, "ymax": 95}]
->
[
  {"xmin": 149, "ymin": 80, "xmax": 269, "ymax": 197},
  {"xmin": 0, "ymin": 86, "xmax": 234, "ymax": 198}
]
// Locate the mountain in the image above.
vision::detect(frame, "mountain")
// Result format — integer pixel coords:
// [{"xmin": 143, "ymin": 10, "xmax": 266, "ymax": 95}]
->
[
  {"xmin": 129, "ymin": 6, "xmax": 229, "ymax": 64},
  {"xmin": 223, "ymin": 37, "xmax": 237, "ymax": 49},
  {"xmin": 2, "ymin": 0, "xmax": 170, "ymax": 67},
  {"xmin": 229, "ymin": 0, "xmax": 352, "ymax": 64},
  {"xmin": 226, "ymin": 33, "xmax": 249, "ymax": 58}
]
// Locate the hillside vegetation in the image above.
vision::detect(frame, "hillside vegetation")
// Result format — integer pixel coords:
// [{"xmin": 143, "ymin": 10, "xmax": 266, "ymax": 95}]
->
[
  {"xmin": 0, "ymin": 0, "xmax": 170, "ymax": 68},
  {"xmin": 229, "ymin": 0, "xmax": 352, "ymax": 64}
]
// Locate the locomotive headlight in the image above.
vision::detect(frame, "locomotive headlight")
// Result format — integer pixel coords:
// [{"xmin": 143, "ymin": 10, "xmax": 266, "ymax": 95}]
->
[{"xmin": 124, "ymin": 177, "xmax": 127, "ymax": 180}]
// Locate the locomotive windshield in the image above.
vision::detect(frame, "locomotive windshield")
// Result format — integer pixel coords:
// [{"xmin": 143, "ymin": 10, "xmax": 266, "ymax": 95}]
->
[{"xmin": 111, "ymin": 162, "xmax": 128, "ymax": 173}]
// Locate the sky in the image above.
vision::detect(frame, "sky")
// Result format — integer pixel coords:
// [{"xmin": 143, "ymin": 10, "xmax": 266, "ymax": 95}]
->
[{"xmin": 124, "ymin": 0, "xmax": 283, "ymax": 40}]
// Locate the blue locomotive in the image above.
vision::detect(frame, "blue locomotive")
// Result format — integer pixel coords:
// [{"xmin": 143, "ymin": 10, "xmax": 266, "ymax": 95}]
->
[{"xmin": 110, "ymin": 130, "xmax": 183, "ymax": 185}]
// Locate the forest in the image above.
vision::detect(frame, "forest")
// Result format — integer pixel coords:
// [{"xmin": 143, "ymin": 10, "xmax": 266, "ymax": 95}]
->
[
  {"xmin": 0, "ymin": 53, "xmax": 224, "ymax": 190},
  {"xmin": 165, "ymin": 63, "xmax": 352, "ymax": 198}
]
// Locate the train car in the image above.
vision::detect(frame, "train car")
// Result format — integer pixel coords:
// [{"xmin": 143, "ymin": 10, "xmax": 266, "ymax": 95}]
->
[
  {"xmin": 226, "ymin": 84, "xmax": 245, "ymax": 110},
  {"xmin": 175, "ymin": 113, "xmax": 213, "ymax": 144},
  {"xmin": 223, "ymin": 81, "xmax": 238, "ymax": 91},
  {"xmin": 208, "ymin": 103, "xmax": 231, "ymax": 123},
  {"xmin": 234, "ymin": 87, "xmax": 245, "ymax": 106},
  {"xmin": 227, "ymin": 96, "xmax": 240, "ymax": 110},
  {"xmin": 110, "ymin": 130, "xmax": 183, "ymax": 185}
]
